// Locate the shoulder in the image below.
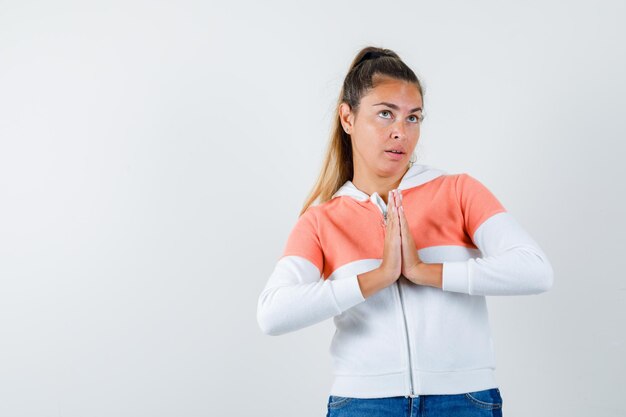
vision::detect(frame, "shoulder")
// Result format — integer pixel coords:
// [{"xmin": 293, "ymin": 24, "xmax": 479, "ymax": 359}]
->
[
  {"xmin": 293, "ymin": 205, "xmax": 320, "ymax": 231},
  {"xmin": 282, "ymin": 206, "xmax": 324, "ymax": 267},
  {"xmin": 456, "ymin": 172, "xmax": 476, "ymax": 186},
  {"xmin": 448, "ymin": 172, "xmax": 495, "ymax": 194},
  {"xmin": 450, "ymin": 172, "xmax": 507, "ymax": 232},
  {"xmin": 302, "ymin": 197, "xmax": 344, "ymax": 220}
]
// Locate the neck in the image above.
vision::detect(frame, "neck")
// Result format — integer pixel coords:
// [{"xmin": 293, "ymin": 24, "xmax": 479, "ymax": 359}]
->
[{"xmin": 352, "ymin": 164, "xmax": 410, "ymax": 204}]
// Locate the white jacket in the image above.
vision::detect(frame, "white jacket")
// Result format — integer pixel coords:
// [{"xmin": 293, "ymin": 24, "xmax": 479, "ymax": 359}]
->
[{"xmin": 257, "ymin": 164, "xmax": 554, "ymax": 398}]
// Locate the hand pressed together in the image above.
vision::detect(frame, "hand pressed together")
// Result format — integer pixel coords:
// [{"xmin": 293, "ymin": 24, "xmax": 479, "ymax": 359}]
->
[{"xmin": 381, "ymin": 189, "xmax": 439, "ymax": 287}]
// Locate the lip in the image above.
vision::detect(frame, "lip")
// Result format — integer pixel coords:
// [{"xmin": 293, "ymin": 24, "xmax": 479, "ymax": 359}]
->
[{"xmin": 384, "ymin": 150, "xmax": 405, "ymax": 161}]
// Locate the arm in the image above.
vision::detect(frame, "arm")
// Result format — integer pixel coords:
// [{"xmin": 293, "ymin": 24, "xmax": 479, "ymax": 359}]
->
[
  {"xmin": 256, "ymin": 208, "xmax": 366, "ymax": 336},
  {"xmin": 257, "ymin": 257, "xmax": 365, "ymax": 336},
  {"xmin": 442, "ymin": 174, "xmax": 554, "ymax": 296}
]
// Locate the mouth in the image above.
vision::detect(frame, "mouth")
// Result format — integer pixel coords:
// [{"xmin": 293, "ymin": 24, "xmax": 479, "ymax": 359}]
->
[{"xmin": 384, "ymin": 149, "xmax": 405, "ymax": 160}]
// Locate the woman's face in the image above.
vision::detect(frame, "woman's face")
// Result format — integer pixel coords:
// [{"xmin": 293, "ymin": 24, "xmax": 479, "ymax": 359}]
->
[{"xmin": 340, "ymin": 77, "xmax": 423, "ymax": 178}]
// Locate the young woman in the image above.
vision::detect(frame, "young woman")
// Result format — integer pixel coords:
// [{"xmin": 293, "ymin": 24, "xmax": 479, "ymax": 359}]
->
[{"xmin": 257, "ymin": 46, "xmax": 553, "ymax": 417}]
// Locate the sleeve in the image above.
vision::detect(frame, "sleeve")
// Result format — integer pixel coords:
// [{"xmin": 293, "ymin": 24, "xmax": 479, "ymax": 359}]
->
[
  {"xmin": 441, "ymin": 173, "xmax": 554, "ymax": 296},
  {"xmin": 256, "ymin": 207, "xmax": 366, "ymax": 336}
]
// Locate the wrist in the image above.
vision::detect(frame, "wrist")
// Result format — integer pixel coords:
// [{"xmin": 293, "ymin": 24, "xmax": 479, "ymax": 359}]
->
[
  {"xmin": 418, "ymin": 263, "xmax": 443, "ymax": 288},
  {"xmin": 378, "ymin": 265, "xmax": 398, "ymax": 284}
]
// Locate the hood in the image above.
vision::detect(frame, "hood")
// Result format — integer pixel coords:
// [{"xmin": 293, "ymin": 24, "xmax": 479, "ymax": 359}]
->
[{"xmin": 331, "ymin": 163, "xmax": 448, "ymax": 201}]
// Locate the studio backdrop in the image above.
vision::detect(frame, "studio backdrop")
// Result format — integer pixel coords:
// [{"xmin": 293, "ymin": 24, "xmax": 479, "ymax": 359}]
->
[{"xmin": 0, "ymin": 1, "xmax": 624, "ymax": 416}]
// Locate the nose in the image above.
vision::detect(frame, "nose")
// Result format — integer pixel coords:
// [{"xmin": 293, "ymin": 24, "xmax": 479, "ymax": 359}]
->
[{"xmin": 391, "ymin": 120, "xmax": 407, "ymax": 140}]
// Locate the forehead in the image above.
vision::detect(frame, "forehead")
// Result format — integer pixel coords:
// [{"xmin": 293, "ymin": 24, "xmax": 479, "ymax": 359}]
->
[{"xmin": 362, "ymin": 78, "xmax": 422, "ymax": 107}]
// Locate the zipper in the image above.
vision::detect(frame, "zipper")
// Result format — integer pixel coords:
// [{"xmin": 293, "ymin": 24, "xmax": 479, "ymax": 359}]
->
[
  {"xmin": 397, "ymin": 280, "xmax": 418, "ymax": 398},
  {"xmin": 370, "ymin": 199, "xmax": 418, "ymax": 398}
]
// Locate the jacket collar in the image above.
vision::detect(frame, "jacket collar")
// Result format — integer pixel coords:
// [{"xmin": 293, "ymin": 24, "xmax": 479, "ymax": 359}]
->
[{"xmin": 331, "ymin": 163, "xmax": 447, "ymax": 201}]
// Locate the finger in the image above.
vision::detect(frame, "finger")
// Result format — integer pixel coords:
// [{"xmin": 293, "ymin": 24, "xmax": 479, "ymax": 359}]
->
[
  {"xmin": 398, "ymin": 202, "xmax": 406, "ymax": 237},
  {"xmin": 398, "ymin": 201, "xmax": 413, "ymax": 245},
  {"xmin": 397, "ymin": 207, "xmax": 411, "ymax": 248},
  {"xmin": 399, "ymin": 204, "xmax": 410, "ymax": 236},
  {"xmin": 387, "ymin": 191, "xmax": 395, "ymax": 218},
  {"xmin": 392, "ymin": 192, "xmax": 400, "ymax": 228},
  {"xmin": 397, "ymin": 196, "xmax": 405, "ymax": 224},
  {"xmin": 389, "ymin": 192, "xmax": 399, "ymax": 235},
  {"xmin": 392, "ymin": 190, "xmax": 402, "ymax": 226},
  {"xmin": 398, "ymin": 205, "xmax": 419, "ymax": 260}
]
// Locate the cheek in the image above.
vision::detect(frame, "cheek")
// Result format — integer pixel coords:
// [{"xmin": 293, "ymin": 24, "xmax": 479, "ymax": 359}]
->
[
  {"xmin": 356, "ymin": 139, "xmax": 380, "ymax": 157},
  {"xmin": 354, "ymin": 127, "xmax": 380, "ymax": 145},
  {"xmin": 410, "ymin": 125, "xmax": 421, "ymax": 139}
]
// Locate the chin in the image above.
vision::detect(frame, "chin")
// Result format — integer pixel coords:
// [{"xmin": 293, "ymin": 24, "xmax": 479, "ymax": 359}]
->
[{"xmin": 377, "ymin": 164, "xmax": 408, "ymax": 176}]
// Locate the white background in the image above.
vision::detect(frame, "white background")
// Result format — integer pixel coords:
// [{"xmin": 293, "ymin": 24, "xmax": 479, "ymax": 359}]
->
[{"xmin": 1, "ymin": 1, "xmax": 624, "ymax": 416}]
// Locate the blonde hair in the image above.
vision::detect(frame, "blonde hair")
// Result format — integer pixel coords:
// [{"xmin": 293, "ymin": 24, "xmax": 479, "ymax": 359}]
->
[{"xmin": 299, "ymin": 46, "xmax": 425, "ymax": 216}]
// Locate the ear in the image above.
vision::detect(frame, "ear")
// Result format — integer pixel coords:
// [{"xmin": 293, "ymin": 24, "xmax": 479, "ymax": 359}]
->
[{"xmin": 339, "ymin": 103, "xmax": 354, "ymax": 135}]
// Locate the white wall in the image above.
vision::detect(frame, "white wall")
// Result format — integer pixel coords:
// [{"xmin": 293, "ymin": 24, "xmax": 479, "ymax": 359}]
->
[{"xmin": 0, "ymin": 1, "xmax": 624, "ymax": 416}]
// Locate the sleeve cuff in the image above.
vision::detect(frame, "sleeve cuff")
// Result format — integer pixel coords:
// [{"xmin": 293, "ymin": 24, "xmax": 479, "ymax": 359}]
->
[
  {"xmin": 330, "ymin": 275, "xmax": 366, "ymax": 311},
  {"xmin": 442, "ymin": 261, "xmax": 470, "ymax": 294}
]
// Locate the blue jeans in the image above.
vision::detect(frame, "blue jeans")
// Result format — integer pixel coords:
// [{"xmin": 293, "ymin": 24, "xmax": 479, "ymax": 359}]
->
[{"xmin": 326, "ymin": 388, "xmax": 503, "ymax": 416}]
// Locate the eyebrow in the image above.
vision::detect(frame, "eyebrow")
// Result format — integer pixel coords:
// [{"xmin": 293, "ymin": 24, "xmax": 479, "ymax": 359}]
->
[{"xmin": 372, "ymin": 102, "xmax": 422, "ymax": 113}]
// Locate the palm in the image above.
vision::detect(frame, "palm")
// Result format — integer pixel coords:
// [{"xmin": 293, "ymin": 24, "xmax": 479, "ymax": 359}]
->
[{"xmin": 390, "ymin": 190, "xmax": 424, "ymax": 284}]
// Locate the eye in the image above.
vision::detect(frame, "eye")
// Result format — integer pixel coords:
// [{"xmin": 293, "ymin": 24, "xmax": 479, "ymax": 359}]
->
[
  {"xmin": 408, "ymin": 114, "xmax": 424, "ymax": 123},
  {"xmin": 379, "ymin": 110, "xmax": 392, "ymax": 119}
]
